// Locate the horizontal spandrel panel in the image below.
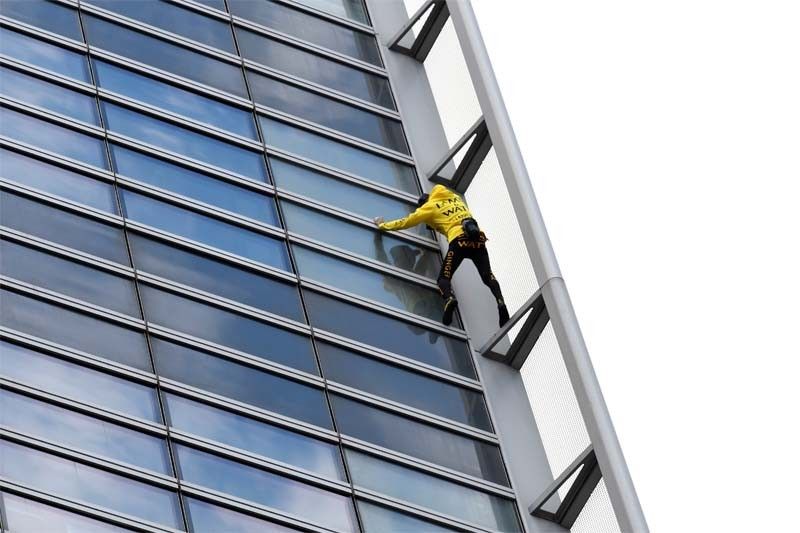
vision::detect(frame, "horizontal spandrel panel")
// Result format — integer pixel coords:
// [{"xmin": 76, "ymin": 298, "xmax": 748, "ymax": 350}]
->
[
  {"xmin": 0, "ymin": 65, "xmax": 99, "ymax": 125},
  {"xmin": 111, "ymin": 144, "xmax": 277, "ymax": 222},
  {"xmin": 152, "ymin": 338, "xmax": 331, "ymax": 429},
  {"xmin": 0, "ymin": 106, "xmax": 107, "ymax": 168},
  {"xmin": 358, "ymin": 501, "xmax": 460, "ymax": 533},
  {"xmin": 0, "ymin": 340, "xmax": 160, "ymax": 421},
  {"xmin": 318, "ymin": 342, "xmax": 491, "ymax": 431},
  {"xmin": 0, "ymin": 289, "xmax": 151, "ymax": 371},
  {"xmin": 333, "ymin": 396, "xmax": 510, "ymax": 486},
  {"xmin": 87, "ymin": 0, "xmax": 236, "ymax": 53},
  {"xmin": 185, "ymin": 498, "xmax": 301, "ymax": 533},
  {"xmin": 229, "ymin": 0, "xmax": 381, "ymax": 65},
  {"xmin": 129, "ymin": 234, "xmax": 303, "ymax": 322},
  {"xmin": 303, "ymin": 290, "xmax": 475, "ymax": 378},
  {"xmin": 0, "ymin": 238, "xmax": 140, "ymax": 317},
  {"xmin": 281, "ymin": 200, "xmax": 439, "ymax": 278},
  {"xmin": 237, "ymin": 27, "xmax": 392, "ymax": 109},
  {"xmin": 141, "ymin": 286, "xmax": 317, "ymax": 374},
  {"xmin": 0, "ymin": 0, "xmax": 83, "ymax": 41},
  {"xmin": 164, "ymin": 393, "xmax": 344, "ymax": 479},
  {"xmin": 1, "ymin": 389, "xmax": 171, "ymax": 474},
  {"xmin": 0, "ymin": 440, "xmax": 183, "ymax": 529},
  {"xmin": 296, "ymin": 0, "xmax": 369, "ymax": 25},
  {"xmin": 261, "ymin": 117, "xmax": 416, "ymax": 193},
  {"xmin": 249, "ymin": 70, "xmax": 406, "ymax": 153},
  {"xmin": 83, "ymin": 14, "xmax": 247, "ymax": 97},
  {"xmin": 2, "ymin": 493, "xmax": 131, "ymax": 533},
  {"xmin": 0, "ymin": 147, "xmax": 117, "ymax": 213},
  {"xmin": 0, "ymin": 27, "xmax": 90, "ymax": 82},
  {"xmin": 176, "ymin": 444, "xmax": 357, "ymax": 532},
  {"xmin": 94, "ymin": 60, "xmax": 257, "ymax": 139}
]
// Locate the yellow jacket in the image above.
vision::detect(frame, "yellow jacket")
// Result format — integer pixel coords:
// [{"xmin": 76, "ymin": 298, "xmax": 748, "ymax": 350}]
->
[{"xmin": 379, "ymin": 185, "xmax": 473, "ymax": 242}]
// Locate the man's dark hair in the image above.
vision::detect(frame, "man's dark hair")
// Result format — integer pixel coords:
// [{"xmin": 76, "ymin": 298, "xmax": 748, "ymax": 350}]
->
[{"xmin": 417, "ymin": 193, "xmax": 429, "ymax": 207}]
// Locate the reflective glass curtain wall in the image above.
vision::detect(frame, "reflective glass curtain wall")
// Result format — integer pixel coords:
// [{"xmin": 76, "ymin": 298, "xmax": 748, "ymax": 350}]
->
[{"xmin": 0, "ymin": 0, "xmax": 522, "ymax": 531}]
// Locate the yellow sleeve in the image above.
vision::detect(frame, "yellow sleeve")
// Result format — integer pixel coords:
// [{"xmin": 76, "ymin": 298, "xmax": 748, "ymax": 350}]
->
[{"xmin": 379, "ymin": 203, "xmax": 434, "ymax": 232}]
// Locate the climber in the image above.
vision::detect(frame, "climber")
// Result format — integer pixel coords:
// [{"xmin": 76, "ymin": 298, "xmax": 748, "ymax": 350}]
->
[{"xmin": 374, "ymin": 184, "xmax": 509, "ymax": 327}]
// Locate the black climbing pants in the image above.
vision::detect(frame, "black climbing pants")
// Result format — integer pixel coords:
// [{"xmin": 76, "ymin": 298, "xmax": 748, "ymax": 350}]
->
[{"xmin": 437, "ymin": 233, "xmax": 504, "ymax": 303}]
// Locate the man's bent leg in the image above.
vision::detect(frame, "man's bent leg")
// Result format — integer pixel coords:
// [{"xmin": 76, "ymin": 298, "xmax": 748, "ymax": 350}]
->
[
  {"xmin": 437, "ymin": 241, "xmax": 466, "ymax": 325},
  {"xmin": 473, "ymin": 246, "xmax": 510, "ymax": 326}
]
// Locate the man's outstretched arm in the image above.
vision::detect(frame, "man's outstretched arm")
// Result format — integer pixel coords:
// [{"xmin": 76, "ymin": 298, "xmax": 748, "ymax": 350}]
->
[{"xmin": 373, "ymin": 204, "xmax": 434, "ymax": 232}]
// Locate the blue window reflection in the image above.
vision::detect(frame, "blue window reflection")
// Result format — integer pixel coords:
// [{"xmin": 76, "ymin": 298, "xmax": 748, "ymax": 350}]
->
[
  {"xmin": 111, "ymin": 145, "xmax": 276, "ymax": 222},
  {"xmin": 165, "ymin": 393, "xmax": 344, "ymax": 480},
  {"xmin": 152, "ymin": 338, "xmax": 331, "ymax": 428},
  {"xmin": 0, "ymin": 191, "xmax": 129, "ymax": 264},
  {"xmin": 0, "ymin": 239, "xmax": 141, "ymax": 317},
  {"xmin": 185, "ymin": 498, "xmax": 299, "ymax": 533},
  {"xmin": 141, "ymin": 286, "xmax": 317, "ymax": 374},
  {"xmin": 176, "ymin": 445, "xmax": 358, "ymax": 532},
  {"xmin": 358, "ymin": 501, "xmax": 459, "ymax": 533},
  {"xmin": 120, "ymin": 190, "xmax": 288, "ymax": 269},
  {"xmin": 0, "ymin": 106, "xmax": 107, "ymax": 168},
  {"xmin": 94, "ymin": 61, "xmax": 257, "ymax": 139},
  {"xmin": 88, "ymin": 0, "xmax": 236, "ymax": 53},
  {"xmin": 0, "ymin": 148, "xmax": 117, "ymax": 212},
  {"xmin": 129, "ymin": 234, "xmax": 303, "ymax": 321},
  {"xmin": 1, "ymin": 390, "xmax": 171, "ymax": 474},
  {"xmin": 0, "ymin": 340, "xmax": 160, "ymax": 421},
  {"xmin": 83, "ymin": 15, "xmax": 247, "ymax": 97},
  {"xmin": 0, "ymin": 289, "xmax": 152, "ymax": 372},
  {"xmin": 0, "ymin": 27, "xmax": 90, "ymax": 81},
  {"xmin": 102, "ymin": 103, "xmax": 267, "ymax": 180},
  {"xmin": 0, "ymin": 441, "xmax": 182, "ymax": 529},
  {"xmin": 304, "ymin": 290, "xmax": 475, "ymax": 377},
  {"xmin": 236, "ymin": 27, "xmax": 393, "ymax": 109},
  {"xmin": 297, "ymin": 0, "xmax": 369, "ymax": 24},
  {"xmin": 0, "ymin": 0, "xmax": 83, "ymax": 41},
  {"xmin": 2, "ymin": 493, "xmax": 131, "ymax": 533},
  {"xmin": 261, "ymin": 117, "xmax": 417, "ymax": 193},
  {"xmin": 0, "ymin": 65, "xmax": 98, "ymax": 124}
]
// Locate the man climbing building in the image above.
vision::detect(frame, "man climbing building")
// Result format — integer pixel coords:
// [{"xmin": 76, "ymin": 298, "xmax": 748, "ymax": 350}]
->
[{"xmin": 374, "ymin": 184, "xmax": 510, "ymax": 327}]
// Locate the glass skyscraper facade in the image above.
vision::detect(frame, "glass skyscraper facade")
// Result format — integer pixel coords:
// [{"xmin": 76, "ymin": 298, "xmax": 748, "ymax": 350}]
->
[{"xmin": 0, "ymin": 1, "xmax": 525, "ymax": 531}]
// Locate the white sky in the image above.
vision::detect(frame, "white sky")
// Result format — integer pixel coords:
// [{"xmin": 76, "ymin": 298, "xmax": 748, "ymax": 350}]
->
[{"xmin": 469, "ymin": 1, "xmax": 800, "ymax": 531}]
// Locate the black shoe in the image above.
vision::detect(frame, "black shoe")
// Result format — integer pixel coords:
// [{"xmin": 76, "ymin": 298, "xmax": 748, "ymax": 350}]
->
[
  {"xmin": 498, "ymin": 303, "xmax": 510, "ymax": 327},
  {"xmin": 442, "ymin": 296, "xmax": 458, "ymax": 326}
]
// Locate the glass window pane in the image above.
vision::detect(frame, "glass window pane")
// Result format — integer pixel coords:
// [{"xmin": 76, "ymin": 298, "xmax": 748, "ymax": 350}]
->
[
  {"xmin": 270, "ymin": 158, "xmax": 429, "ymax": 236},
  {"xmin": 120, "ymin": 190, "xmax": 289, "ymax": 270},
  {"xmin": 294, "ymin": 0, "xmax": 369, "ymax": 26},
  {"xmin": 358, "ymin": 501, "xmax": 460, "ymax": 533},
  {"xmin": 152, "ymin": 338, "xmax": 330, "ymax": 429},
  {"xmin": 0, "ymin": 289, "xmax": 152, "ymax": 371},
  {"xmin": 111, "ymin": 145, "xmax": 277, "ymax": 223},
  {"xmin": 0, "ymin": 239, "xmax": 140, "ymax": 317},
  {"xmin": 0, "ymin": 65, "xmax": 98, "ymax": 124},
  {"xmin": 229, "ymin": 0, "xmax": 380, "ymax": 65},
  {"xmin": 1, "ymin": 390, "xmax": 171, "ymax": 474},
  {"xmin": 0, "ymin": 440, "xmax": 182, "ymax": 529},
  {"xmin": 318, "ymin": 343, "xmax": 492, "ymax": 431},
  {"xmin": 2, "ymin": 493, "xmax": 130, "ymax": 533},
  {"xmin": 0, "ymin": 27, "xmax": 90, "ymax": 81},
  {"xmin": 261, "ymin": 117, "xmax": 416, "ymax": 193},
  {"xmin": 141, "ymin": 286, "xmax": 317, "ymax": 374},
  {"xmin": 0, "ymin": 190, "xmax": 129, "ymax": 264},
  {"xmin": 193, "ymin": 0, "xmax": 226, "ymax": 9},
  {"xmin": 0, "ymin": 106, "xmax": 107, "ymax": 168},
  {"xmin": 102, "ymin": 103, "xmax": 267, "ymax": 180},
  {"xmin": 349, "ymin": 451, "xmax": 520, "ymax": 532},
  {"xmin": 332, "ymin": 396, "xmax": 509, "ymax": 486},
  {"xmin": 0, "ymin": 147, "xmax": 117, "ymax": 212},
  {"xmin": 248, "ymin": 71, "xmax": 406, "ymax": 153},
  {"xmin": 304, "ymin": 290, "xmax": 474, "ymax": 377},
  {"xmin": 0, "ymin": 340, "xmax": 160, "ymax": 421},
  {"xmin": 165, "ymin": 393, "xmax": 344, "ymax": 479},
  {"xmin": 0, "ymin": 0, "xmax": 83, "ymax": 41},
  {"xmin": 294, "ymin": 245, "xmax": 442, "ymax": 321},
  {"xmin": 94, "ymin": 61, "xmax": 257, "ymax": 139},
  {"xmin": 176, "ymin": 445, "xmax": 358, "ymax": 532},
  {"xmin": 129, "ymin": 234, "xmax": 303, "ymax": 321},
  {"xmin": 185, "ymin": 498, "xmax": 300, "ymax": 533},
  {"xmin": 88, "ymin": 0, "xmax": 235, "ymax": 53},
  {"xmin": 83, "ymin": 15, "xmax": 247, "ymax": 97},
  {"xmin": 281, "ymin": 201, "xmax": 440, "ymax": 278},
  {"xmin": 236, "ymin": 27, "xmax": 392, "ymax": 109}
]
